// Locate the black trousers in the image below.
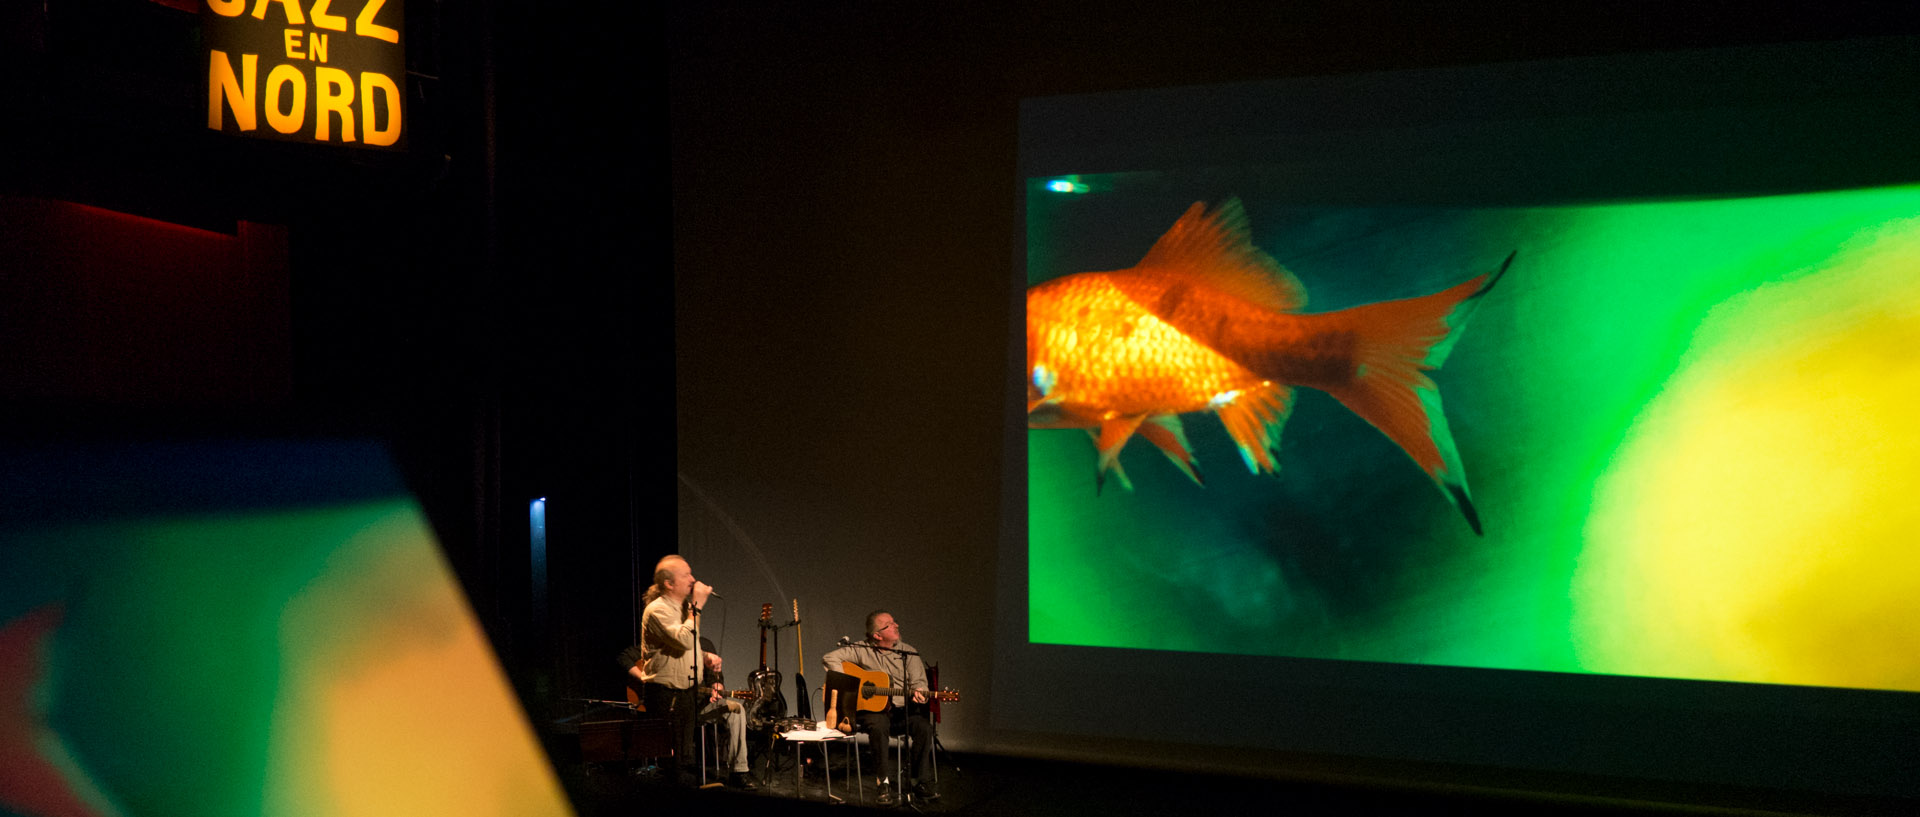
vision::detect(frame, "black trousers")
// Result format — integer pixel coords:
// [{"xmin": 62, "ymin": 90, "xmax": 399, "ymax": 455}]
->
[
  {"xmin": 641, "ymin": 682, "xmax": 702, "ymax": 780},
  {"xmin": 854, "ymin": 705, "xmax": 933, "ymax": 784}
]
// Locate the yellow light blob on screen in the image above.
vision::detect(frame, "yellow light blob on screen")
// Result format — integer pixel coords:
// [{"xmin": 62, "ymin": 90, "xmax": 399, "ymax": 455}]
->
[
  {"xmin": 1579, "ymin": 217, "xmax": 1920, "ymax": 691},
  {"xmin": 266, "ymin": 503, "xmax": 572, "ymax": 817}
]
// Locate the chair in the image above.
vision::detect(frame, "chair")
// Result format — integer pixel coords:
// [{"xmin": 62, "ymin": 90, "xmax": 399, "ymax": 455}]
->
[
  {"xmin": 626, "ymin": 684, "xmax": 725, "ymax": 784},
  {"xmin": 694, "ymin": 696, "xmax": 745, "ymax": 786},
  {"xmin": 824, "ymin": 670, "xmax": 926, "ymax": 804}
]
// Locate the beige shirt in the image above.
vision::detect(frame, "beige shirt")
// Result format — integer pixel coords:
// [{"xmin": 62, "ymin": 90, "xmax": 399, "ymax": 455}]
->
[{"xmin": 638, "ymin": 596, "xmax": 704, "ymax": 689}]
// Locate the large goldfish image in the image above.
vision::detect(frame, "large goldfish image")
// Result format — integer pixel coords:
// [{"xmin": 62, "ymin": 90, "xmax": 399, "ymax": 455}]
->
[{"xmin": 1026, "ymin": 199, "xmax": 1512, "ymax": 534}]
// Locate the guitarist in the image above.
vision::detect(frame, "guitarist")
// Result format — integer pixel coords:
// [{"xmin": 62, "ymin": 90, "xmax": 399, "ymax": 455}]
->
[
  {"xmin": 621, "ymin": 555, "xmax": 757, "ymax": 790},
  {"xmin": 618, "ymin": 633, "xmax": 757, "ymax": 790},
  {"xmin": 819, "ymin": 611, "xmax": 937, "ymax": 805}
]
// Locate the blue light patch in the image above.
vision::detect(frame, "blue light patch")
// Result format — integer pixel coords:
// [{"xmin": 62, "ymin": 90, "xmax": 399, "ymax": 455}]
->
[{"xmin": 1045, "ymin": 177, "xmax": 1089, "ymax": 194}]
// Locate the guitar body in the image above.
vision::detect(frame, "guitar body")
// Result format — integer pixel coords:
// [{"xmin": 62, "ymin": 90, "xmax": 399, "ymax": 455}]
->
[
  {"xmin": 840, "ymin": 663, "xmax": 896, "ymax": 713},
  {"xmin": 839, "ymin": 661, "xmax": 962, "ymax": 713},
  {"xmin": 747, "ymin": 667, "xmax": 787, "ymax": 729},
  {"xmin": 747, "ymin": 602, "xmax": 788, "ymax": 729}
]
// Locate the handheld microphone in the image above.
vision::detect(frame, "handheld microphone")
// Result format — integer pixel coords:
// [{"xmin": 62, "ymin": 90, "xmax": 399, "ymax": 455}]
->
[{"xmin": 707, "ymin": 590, "xmax": 725, "ymax": 599}]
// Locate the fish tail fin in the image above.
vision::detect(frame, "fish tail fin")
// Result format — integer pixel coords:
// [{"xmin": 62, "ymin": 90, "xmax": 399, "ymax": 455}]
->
[{"xmin": 1320, "ymin": 253, "xmax": 1513, "ymax": 534}]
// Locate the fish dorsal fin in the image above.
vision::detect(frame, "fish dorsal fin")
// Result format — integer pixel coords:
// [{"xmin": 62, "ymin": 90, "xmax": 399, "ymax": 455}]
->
[{"xmin": 1135, "ymin": 199, "xmax": 1307, "ymax": 312}]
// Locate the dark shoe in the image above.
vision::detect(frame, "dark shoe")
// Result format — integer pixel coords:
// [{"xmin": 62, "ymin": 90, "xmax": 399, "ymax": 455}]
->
[
  {"xmin": 912, "ymin": 781, "xmax": 941, "ymax": 802},
  {"xmin": 875, "ymin": 784, "xmax": 895, "ymax": 806},
  {"xmin": 726, "ymin": 772, "xmax": 759, "ymax": 790}
]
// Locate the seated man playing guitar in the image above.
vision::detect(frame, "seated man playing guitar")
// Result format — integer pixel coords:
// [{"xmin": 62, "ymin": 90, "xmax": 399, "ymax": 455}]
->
[
  {"xmin": 819, "ymin": 610, "xmax": 937, "ymax": 805},
  {"xmin": 620, "ymin": 634, "xmax": 756, "ymax": 790}
]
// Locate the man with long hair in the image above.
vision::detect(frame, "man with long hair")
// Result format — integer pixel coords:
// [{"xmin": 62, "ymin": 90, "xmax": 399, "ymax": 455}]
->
[{"xmin": 617, "ymin": 554, "xmax": 752, "ymax": 788}]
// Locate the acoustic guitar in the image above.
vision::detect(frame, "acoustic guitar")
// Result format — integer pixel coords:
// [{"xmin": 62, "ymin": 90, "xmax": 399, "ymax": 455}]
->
[{"xmin": 838, "ymin": 662, "xmax": 961, "ymax": 713}]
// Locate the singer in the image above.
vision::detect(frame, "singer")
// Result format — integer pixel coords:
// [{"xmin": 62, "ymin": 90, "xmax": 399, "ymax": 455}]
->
[
  {"xmin": 820, "ymin": 611, "xmax": 937, "ymax": 804},
  {"xmin": 623, "ymin": 554, "xmax": 754, "ymax": 788}
]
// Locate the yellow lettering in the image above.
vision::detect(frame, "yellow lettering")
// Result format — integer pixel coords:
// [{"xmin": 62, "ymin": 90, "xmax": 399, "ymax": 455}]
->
[
  {"xmin": 264, "ymin": 64, "xmax": 307, "ymax": 134},
  {"xmin": 310, "ymin": 32, "xmax": 328, "ymax": 63},
  {"xmin": 206, "ymin": 0, "xmax": 246, "ymax": 16},
  {"xmin": 360, "ymin": 71, "xmax": 402, "ymax": 147},
  {"xmin": 206, "ymin": 50, "xmax": 257, "ymax": 132},
  {"xmin": 309, "ymin": 0, "xmax": 348, "ymax": 32},
  {"xmin": 250, "ymin": 0, "xmax": 304, "ymax": 25},
  {"xmin": 283, "ymin": 29, "xmax": 304, "ymax": 60},
  {"xmin": 355, "ymin": 0, "xmax": 398, "ymax": 44},
  {"xmin": 314, "ymin": 66, "xmax": 356, "ymax": 142}
]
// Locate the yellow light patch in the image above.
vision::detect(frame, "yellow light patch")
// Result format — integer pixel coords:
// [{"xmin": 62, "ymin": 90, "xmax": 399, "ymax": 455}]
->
[
  {"xmin": 1579, "ymin": 218, "xmax": 1920, "ymax": 691},
  {"xmin": 266, "ymin": 504, "xmax": 572, "ymax": 817}
]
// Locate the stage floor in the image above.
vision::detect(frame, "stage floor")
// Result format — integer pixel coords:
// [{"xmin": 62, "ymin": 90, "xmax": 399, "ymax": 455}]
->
[{"xmin": 556, "ymin": 746, "xmax": 1879, "ymax": 817}]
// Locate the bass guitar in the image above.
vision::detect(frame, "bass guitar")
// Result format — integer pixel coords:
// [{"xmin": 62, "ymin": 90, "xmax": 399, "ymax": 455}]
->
[{"xmin": 792, "ymin": 598, "xmax": 812, "ymax": 721}]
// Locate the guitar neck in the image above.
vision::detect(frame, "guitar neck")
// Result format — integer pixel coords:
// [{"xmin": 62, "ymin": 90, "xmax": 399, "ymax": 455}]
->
[
  {"xmin": 758, "ymin": 603, "xmax": 771, "ymax": 670},
  {"xmin": 866, "ymin": 686, "xmax": 959, "ymax": 700}
]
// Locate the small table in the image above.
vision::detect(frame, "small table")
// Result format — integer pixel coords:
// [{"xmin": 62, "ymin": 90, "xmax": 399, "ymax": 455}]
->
[{"xmin": 778, "ymin": 726, "xmax": 856, "ymax": 803}]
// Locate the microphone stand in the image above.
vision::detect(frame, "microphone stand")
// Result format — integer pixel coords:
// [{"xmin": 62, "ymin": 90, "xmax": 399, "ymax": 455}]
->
[{"xmin": 685, "ymin": 595, "xmax": 699, "ymax": 787}]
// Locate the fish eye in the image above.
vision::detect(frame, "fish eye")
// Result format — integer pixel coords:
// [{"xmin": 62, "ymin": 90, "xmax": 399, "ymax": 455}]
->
[{"xmin": 1031, "ymin": 364, "xmax": 1057, "ymax": 395}]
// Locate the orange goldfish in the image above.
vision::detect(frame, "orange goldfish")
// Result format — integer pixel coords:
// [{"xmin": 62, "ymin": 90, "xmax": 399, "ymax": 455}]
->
[{"xmin": 1026, "ymin": 199, "xmax": 1512, "ymax": 534}]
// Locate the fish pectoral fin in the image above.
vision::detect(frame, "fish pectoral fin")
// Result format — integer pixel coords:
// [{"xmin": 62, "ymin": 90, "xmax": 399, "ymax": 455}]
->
[
  {"xmin": 1136, "ymin": 415, "xmax": 1205, "ymax": 487},
  {"xmin": 1089, "ymin": 415, "xmax": 1149, "ymax": 493},
  {"xmin": 1083, "ymin": 428, "xmax": 1136, "ymax": 494},
  {"xmin": 1214, "ymin": 383, "xmax": 1295, "ymax": 475}
]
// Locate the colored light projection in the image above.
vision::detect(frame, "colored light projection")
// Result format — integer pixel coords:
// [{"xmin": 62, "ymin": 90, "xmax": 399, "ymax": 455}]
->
[
  {"xmin": 0, "ymin": 441, "xmax": 572, "ymax": 817},
  {"xmin": 1028, "ymin": 178, "xmax": 1920, "ymax": 694}
]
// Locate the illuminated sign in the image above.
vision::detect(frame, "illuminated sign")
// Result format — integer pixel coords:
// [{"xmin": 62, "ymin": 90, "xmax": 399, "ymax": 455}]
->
[{"xmin": 203, "ymin": 0, "xmax": 405, "ymax": 149}]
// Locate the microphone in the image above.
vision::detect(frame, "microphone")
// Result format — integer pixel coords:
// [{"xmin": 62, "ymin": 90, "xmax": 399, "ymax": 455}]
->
[
  {"xmin": 837, "ymin": 636, "xmax": 854, "ymax": 646},
  {"xmin": 707, "ymin": 590, "xmax": 725, "ymax": 599}
]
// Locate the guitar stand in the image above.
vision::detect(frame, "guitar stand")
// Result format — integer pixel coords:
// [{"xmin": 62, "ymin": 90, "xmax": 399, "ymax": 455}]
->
[{"xmin": 931, "ymin": 725, "xmax": 956, "ymax": 780}]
